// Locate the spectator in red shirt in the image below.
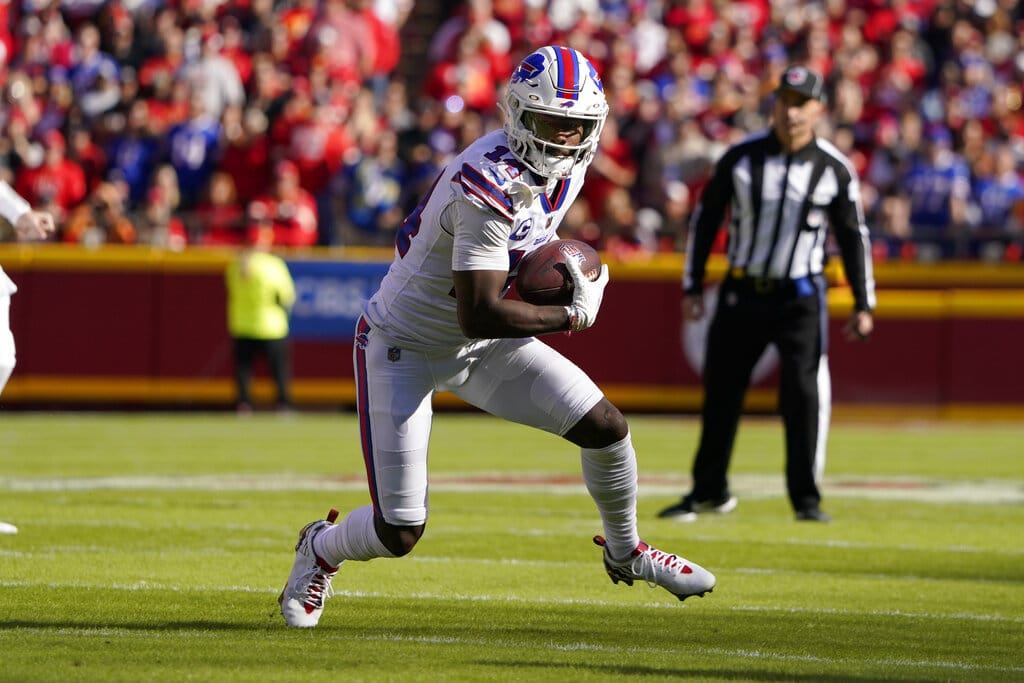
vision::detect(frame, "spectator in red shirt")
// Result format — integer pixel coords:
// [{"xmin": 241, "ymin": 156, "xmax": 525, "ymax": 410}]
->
[
  {"xmin": 246, "ymin": 160, "xmax": 318, "ymax": 247},
  {"xmin": 143, "ymin": 74, "xmax": 192, "ymax": 138},
  {"xmin": 14, "ymin": 130, "xmax": 87, "ymax": 225},
  {"xmin": 67, "ymin": 126, "xmax": 106, "ymax": 194},
  {"xmin": 195, "ymin": 172, "xmax": 246, "ymax": 246},
  {"xmin": 138, "ymin": 25, "xmax": 185, "ymax": 97},
  {"xmin": 282, "ymin": 99, "xmax": 353, "ymax": 246},
  {"xmin": 14, "ymin": 9, "xmax": 73, "ymax": 73},
  {"xmin": 665, "ymin": 0, "xmax": 718, "ymax": 52},
  {"xmin": 220, "ymin": 104, "xmax": 272, "ymax": 205},
  {"xmin": 424, "ymin": 30, "xmax": 503, "ymax": 114},
  {"xmin": 361, "ymin": 0, "xmax": 403, "ymax": 82},
  {"xmin": 219, "ymin": 16, "xmax": 254, "ymax": 87},
  {"xmin": 278, "ymin": 0, "xmax": 318, "ymax": 56},
  {"xmin": 582, "ymin": 116, "xmax": 637, "ymax": 223},
  {"xmin": 282, "ymin": 101, "xmax": 352, "ymax": 199},
  {"xmin": 304, "ymin": 0, "xmax": 377, "ymax": 90}
]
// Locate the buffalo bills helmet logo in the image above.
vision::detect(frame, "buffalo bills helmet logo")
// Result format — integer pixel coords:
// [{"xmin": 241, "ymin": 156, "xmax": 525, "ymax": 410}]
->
[{"xmin": 511, "ymin": 52, "xmax": 547, "ymax": 84}]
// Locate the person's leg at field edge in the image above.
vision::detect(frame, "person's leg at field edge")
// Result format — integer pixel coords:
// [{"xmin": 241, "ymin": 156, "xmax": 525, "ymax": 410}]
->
[
  {"xmin": 232, "ymin": 337, "xmax": 256, "ymax": 411},
  {"xmin": 776, "ymin": 291, "xmax": 830, "ymax": 520},
  {"xmin": 265, "ymin": 337, "xmax": 293, "ymax": 409},
  {"xmin": 2, "ymin": 307, "xmax": 20, "ymax": 533},
  {"xmin": 690, "ymin": 299, "xmax": 766, "ymax": 502}
]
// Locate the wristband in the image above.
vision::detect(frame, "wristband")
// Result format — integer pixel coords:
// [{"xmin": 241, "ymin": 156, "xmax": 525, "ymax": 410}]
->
[{"xmin": 565, "ymin": 305, "xmax": 584, "ymax": 333}]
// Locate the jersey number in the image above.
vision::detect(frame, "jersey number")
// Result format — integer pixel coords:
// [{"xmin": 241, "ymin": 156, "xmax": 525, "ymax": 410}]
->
[{"xmin": 396, "ymin": 148, "xmax": 526, "ymax": 257}]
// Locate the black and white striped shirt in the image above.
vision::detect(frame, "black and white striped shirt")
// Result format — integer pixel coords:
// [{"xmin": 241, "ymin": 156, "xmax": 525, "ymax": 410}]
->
[{"xmin": 684, "ymin": 131, "xmax": 876, "ymax": 312}]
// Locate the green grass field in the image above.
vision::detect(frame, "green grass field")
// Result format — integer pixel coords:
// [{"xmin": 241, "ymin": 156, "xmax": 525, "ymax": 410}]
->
[{"xmin": 1, "ymin": 412, "xmax": 1022, "ymax": 682}]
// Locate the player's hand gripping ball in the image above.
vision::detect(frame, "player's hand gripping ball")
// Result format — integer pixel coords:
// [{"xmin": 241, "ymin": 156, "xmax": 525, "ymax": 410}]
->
[{"xmin": 514, "ymin": 239, "xmax": 602, "ymax": 306}]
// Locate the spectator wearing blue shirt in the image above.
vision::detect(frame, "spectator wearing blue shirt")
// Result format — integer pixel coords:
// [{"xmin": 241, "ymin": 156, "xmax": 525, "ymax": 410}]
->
[
  {"xmin": 339, "ymin": 129, "xmax": 406, "ymax": 247},
  {"xmin": 165, "ymin": 93, "xmax": 222, "ymax": 209},
  {"xmin": 67, "ymin": 23, "xmax": 121, "ymax": 121},
  {"xmin": 106, "ymin": 100, "xmax": 161, "ymax": 208},
  {"xmin": 969, "ymin": 143, "xmax": 1024, "ymax": 249},
  {"xmin": 902, "ymin": 125, "xmax": 971, "ymax": 257}
]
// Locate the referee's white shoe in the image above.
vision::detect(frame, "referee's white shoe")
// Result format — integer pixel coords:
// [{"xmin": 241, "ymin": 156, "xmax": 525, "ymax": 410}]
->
[{"xmin": 0, "ymin": 521, "xmax": 18, "ymax": 535}]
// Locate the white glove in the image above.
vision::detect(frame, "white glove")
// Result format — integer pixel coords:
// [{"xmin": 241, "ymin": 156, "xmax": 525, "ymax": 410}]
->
[{"xmin": 564, "ymin": 257, "xmax": 609, "ymax": 332}]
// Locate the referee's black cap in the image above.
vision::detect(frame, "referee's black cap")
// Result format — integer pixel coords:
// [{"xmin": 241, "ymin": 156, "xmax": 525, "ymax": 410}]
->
[{"xmin": 776, "ymin": 65, "xmax": 825, "ymax": 101}]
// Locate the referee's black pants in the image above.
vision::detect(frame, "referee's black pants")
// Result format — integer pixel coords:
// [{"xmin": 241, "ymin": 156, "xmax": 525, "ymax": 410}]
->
[
  {"xmin": 691, "ymin": 275, "xmax": 830, "ymax": 513},
  {"xmin": 233, "ymin": 336, "xmax": 292, "ymax": 408}
]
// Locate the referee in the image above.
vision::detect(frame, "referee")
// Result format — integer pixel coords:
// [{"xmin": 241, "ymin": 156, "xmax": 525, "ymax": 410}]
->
[{"xmin": 659, "ymin": 65, "xmax": 876, "ymax": 523}]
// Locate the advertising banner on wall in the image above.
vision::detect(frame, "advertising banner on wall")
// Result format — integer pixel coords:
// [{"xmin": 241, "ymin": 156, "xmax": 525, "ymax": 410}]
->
[{"xmin": 286, "ymin": 260, "xmax": 389, "ymax": 341}]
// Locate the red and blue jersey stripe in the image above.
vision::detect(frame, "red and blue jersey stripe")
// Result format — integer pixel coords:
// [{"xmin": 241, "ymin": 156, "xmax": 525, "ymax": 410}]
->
[
  {"xmin": 458, "ymin": 163, "xmax": 515, "ymax": 220},
  {"xmin": 540, "ymin": 178, "xmax": 570, "ymax": 213}
]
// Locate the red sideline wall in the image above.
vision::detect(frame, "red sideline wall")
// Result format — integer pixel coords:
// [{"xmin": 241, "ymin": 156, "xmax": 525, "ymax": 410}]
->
[{"xmin": 3, "ymin": 245, "xmax": 1024, "ymax": 418}]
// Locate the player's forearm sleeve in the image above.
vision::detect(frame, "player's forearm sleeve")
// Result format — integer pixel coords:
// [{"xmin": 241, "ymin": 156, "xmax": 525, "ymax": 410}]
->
[{"xmin": 0, "ymin": 181, "xmax": 30, "ymax": 226}]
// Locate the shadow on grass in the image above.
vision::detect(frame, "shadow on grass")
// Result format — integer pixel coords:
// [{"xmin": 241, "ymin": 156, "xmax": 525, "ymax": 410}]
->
[
  {"xmin": 484, "ymin": 659, "xmax": 937, "ymax": 683},
  {"xmin": 0, "ymin": 619, "xmax": 273, "ymax": 632}
]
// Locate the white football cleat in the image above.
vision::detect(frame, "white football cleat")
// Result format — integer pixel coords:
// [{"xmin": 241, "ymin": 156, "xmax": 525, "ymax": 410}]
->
[
  {"xmin": 0, "ymin": 521, "xmax": 18, "ymax": 535},
  {"xmin": 594, "ymin": 535, "xmax": 715, "ymax": 601},
  {"xmin": 279, "ymin": 509, "xmax": 340, "ymax": 628}
]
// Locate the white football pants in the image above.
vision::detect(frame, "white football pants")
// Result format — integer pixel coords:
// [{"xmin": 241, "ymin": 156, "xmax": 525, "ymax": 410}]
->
[{"xmin": 353, "ymin": 316, "xmax": 603, "ymax": 526}]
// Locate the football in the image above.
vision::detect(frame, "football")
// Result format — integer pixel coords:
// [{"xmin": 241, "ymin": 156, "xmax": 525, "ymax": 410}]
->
[{"xmin": 514, "ymin": 239, "xmax": 602, "ymax": 306}]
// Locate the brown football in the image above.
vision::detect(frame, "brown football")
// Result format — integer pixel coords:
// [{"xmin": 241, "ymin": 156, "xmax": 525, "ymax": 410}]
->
[{"xmin": 514, "ymin": 239, "xmax": 602, "ymax": 306}]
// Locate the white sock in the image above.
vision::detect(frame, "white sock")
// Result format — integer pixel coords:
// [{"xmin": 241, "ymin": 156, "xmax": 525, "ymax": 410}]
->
[
  {"xmin": 581, "ymin": 432, "xmax": 640, "ymax": 562},
  {"xmin": 313, "ymin": 504, "xmax": 395, "ymax": 566}
]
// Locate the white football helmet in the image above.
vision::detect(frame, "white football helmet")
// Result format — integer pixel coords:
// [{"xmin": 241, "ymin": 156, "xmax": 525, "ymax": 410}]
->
[{"xmin": 500, "ymin": 46, "xmax": 609, "ymax": 179}]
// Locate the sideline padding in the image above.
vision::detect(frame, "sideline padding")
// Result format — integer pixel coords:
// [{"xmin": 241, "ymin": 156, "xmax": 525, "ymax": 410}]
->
[{"xmin": 2, "ymin": 245, "xmax": 1023, "ymax": 412}]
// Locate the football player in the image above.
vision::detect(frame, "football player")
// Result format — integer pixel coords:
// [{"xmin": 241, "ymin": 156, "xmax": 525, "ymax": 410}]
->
[
  {"xmin": 1, "ymin": 180, "xmax": 56, "ymax": 535},
  {"xmin": 278, "ymin": 46, "xmax": 716, "ymax": 627}
]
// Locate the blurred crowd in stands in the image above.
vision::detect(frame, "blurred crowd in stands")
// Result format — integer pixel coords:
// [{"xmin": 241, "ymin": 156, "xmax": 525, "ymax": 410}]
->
[{"xmin": 1, "ymin": 0, "xmax": 1023, "ymax": 261}]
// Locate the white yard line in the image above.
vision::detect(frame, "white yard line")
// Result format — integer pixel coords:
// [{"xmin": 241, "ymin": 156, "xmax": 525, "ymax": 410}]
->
[
  {"xmin": 1, "ymin": 580, "xmax": 1021, "ymax": 624},
  {"xmin": 1, "ymin": 472, "xmax": 1021, "ymax": 503}
]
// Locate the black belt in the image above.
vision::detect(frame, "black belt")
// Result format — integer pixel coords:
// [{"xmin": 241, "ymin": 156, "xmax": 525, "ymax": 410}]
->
[{"xmin": 727, "ymin": 267, "xmax": 816, "ymax": 296}]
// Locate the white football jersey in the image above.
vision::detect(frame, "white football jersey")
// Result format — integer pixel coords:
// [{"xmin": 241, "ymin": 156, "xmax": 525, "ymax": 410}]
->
[
  {"xmin": 1, "ymin": 266, "xmax": 17, "ymax": 362},
  {"xmin": 0, "ymin": 267, "xmax": 15, "ymax": 298},
  {"xmin": 363, "ymin": 129, "xmax": 586, "ymax": 350}
]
